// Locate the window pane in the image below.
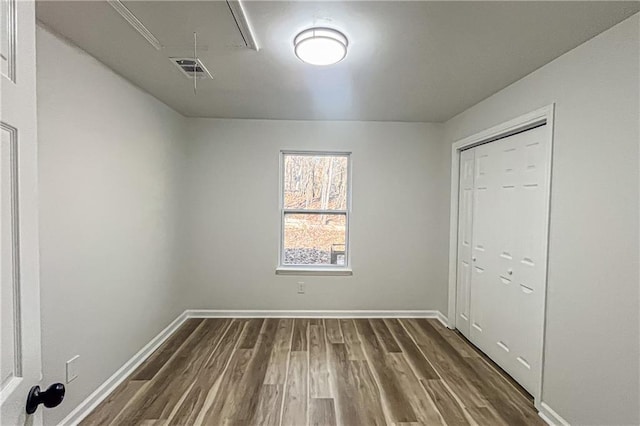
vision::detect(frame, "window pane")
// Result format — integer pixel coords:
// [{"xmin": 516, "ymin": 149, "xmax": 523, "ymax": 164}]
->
[
  {"xmin": 283, "ymin": 213, "xmax": 346, "ymax": 265},
  {"xmin": 283, "ymin": 155, "xmax": 348, "ymax": 210}
]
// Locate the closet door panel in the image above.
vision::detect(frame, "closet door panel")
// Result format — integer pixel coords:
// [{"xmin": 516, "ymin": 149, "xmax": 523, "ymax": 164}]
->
[
  {"xmin": 510, "ymin": 126, "xmax": 548, "ymax": 393},
  {"xmin": 469, "ymin": 142, "xmax": 497, "ymax": 344},
  {"xmin": 455, "ymin": 149, "xmax": 475, "ymax": 336}
]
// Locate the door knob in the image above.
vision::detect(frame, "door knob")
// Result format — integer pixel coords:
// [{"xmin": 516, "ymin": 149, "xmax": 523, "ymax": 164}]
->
[
  {"xmin": 25, "ymin": 383, "xmax": 65, "ymax": 414},
  {"xmin": 472, "ymin": 257, "xmax": 477, "ymax": 262},
  {"xmin": 508, "ymin": 269, "xmax": 513, "ymax": 275}
]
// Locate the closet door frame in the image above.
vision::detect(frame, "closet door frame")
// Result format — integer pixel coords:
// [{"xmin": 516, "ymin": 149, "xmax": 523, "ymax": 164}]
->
[{"xmin": 446, "ymin": 104, "xmax": 555, "ymax": 409}]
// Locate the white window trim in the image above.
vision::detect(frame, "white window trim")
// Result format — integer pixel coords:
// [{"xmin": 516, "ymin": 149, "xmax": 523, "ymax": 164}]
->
[{"xmin": 277, "ymin": 150, "xmax": 352, "ymax": 275}]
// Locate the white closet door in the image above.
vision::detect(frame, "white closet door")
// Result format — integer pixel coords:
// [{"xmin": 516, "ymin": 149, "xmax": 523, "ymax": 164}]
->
[
  {"xmin": 460, "ymin": 124, "xmax": 549, "ymax": 395},
  {"xmin": 468, "ymin": 140, "xmax": 496, "ymax": 348},
  {"xmin": 507, "ymin": 125, "xmax": 549, "ymax": 393},
  {"xmin": 455, "ymin": 149, "xmax": 475, "ymax": 337}
]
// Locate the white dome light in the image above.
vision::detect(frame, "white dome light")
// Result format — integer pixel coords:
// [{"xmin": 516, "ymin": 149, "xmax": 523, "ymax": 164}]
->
[{"xmin": 294, "ymin": 28, "xmax": 348, "ymax": 66}]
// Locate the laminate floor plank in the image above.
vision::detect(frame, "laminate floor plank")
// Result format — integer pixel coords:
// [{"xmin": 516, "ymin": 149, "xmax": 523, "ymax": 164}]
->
[
  {"xmin": 264, "ymin": 318, "xmax": 294, "ymax": 385},
  {"xmin": 83, "ymin": 317, "xmax": 541, "ymax": 426},
  {"xmin": 324, "ymin": 319, "xmax": 344, "ymax": 344},
  {"xmin": 401, "ymin": 319, "xmax": 490, "ymax": 409},
  {"xmin": 384, "ymin": 319, "xmax": 439, "ymax": 381},
  {"xmin": 250, "ymin": 384, "xmax": 284, "ymax": 426},
  {"xmin": 309, "ymin": 398, "xmax": 337, "ymax": 426},
  {"xmin": 205, "ymin": 319, "xmax": 280, "ymax": 424},
  {"xmin": 464, "ymin": 357, "xmax": 544, "ymax": 425},
  {"xmin": 349, "ymin": 360, "xmax": 390, "ymax": 426},
  {"xmin": 291, "ymin": 318, "xmax": 309, "ymax": 351},
  {"xmin": 369, "ymin": 319, "xmax": 402, "ymax": 353},
  {"xmin": 430, "ymin": 321, "xmax": 479, "ymax": 359},
  {"xmin": 167, "ymin": 319, "xmax": 245, "ymax": 425},
  {"xmin": 386, "ymin": 353, "xmax": 445, "ymax": 426},
  {"xmin": 108, "ymin": 318, "xmax": 232, "ymax": 425},
  {"xmin": 339, "ymin": 319, "xmax": 366, "ymax": 361},
  {"xmin": 327, "ymin": 343, "xmax": 363, "ymax": 425},
  {"xmin": 131, "ymin": 318, "xmax": 204, "ymax": 381},
  {"xmin": 354, "ymin": 319, "xmax": 418, "ymax": 424},
  {"xmin": 142, "ymin": 318, "xmax": 233, "ymax": 420},
  {"xmin": 239, "ymin": 318, "xmax": 265, "ymax": 349},
  {"xmin": 327, "ymin": 342, "xmax": 387, "ymax": 426},
  {"xmin": 281, "ymin": 351, "xmax": 308, "ymax": 426},
  {"xmin": 80, "ymin": 380, "xmax": 146, "ymax": 426},
  {"xmin": 199, "ymin": 347, "xmax": 254, "ymax": 424},
  {"xmin": 309, "ymin": 324, "xmax": 331, "ymax": 398},
  {"xmin": 228, "ymin": 319, "xmax": 280, "ymax": 423},
  {"xmin": 465, "ymin": 405, "xmax": 510, "ymax": 426},
  {"xmin": 422, "ymin": 379, "xmax": 471, "ymax": 425}
]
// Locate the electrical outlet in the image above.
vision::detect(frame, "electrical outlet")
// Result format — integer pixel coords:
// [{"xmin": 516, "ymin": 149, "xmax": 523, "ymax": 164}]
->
[
  {"xmin": 66, "ymin": 355, "xmax": 80, "ymax": 383},
  {"xmin": 297, "ymin": 282, "xmax": 305, "ymax": 294}
]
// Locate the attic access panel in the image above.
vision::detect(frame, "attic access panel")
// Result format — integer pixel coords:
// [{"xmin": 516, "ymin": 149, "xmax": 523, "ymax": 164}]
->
[{"xmin": 122, "ymin": 1, "xmax": 246, "ymax": 48}]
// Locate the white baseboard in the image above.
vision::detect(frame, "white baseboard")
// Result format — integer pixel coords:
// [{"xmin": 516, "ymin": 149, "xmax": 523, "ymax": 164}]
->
[
  {"xmin": 186, "ymin": 309, "xmax": 448, "ymax": 327},
  {"xmin": 58, "ymin": 309, "xmax": 446, "ymax": 425},
  {"xmin": 435, "ymin": 311, "xmax": 449, "ymax": 328},
  {"xmin": 57, "ymin": 311, "xmax": 189, "ymax": 426},
  {"xmin": 538, "ymin": 402, "xmax": 570, "ymax": 426}
]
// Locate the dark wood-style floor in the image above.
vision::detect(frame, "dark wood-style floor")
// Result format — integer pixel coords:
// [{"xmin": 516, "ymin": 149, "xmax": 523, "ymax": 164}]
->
[{"xmin": 81, "ymin": 318, "xmax": 543, "ymax": 425}]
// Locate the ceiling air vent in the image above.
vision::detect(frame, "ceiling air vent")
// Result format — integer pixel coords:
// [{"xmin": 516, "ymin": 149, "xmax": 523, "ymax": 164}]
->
[{"xmin": 170, "ymin": 58, "xmax": 213, "ymax": 80}]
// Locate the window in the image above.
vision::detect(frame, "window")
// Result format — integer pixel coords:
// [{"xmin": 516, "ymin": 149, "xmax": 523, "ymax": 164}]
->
[{"xmin": 279, "ymin": 152, "xmax": 351, "ymax": 273}]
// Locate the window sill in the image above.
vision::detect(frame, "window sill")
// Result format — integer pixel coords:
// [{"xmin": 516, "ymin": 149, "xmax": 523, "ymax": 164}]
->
[{"xmin": 275, "ymin": 267, "xmax": 353, "ymax": 276}]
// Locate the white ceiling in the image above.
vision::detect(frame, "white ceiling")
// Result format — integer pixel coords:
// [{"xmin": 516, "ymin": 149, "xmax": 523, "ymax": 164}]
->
[{"xmin": 36, "ymin": 1, "xmax": 640, "ymax": 122}]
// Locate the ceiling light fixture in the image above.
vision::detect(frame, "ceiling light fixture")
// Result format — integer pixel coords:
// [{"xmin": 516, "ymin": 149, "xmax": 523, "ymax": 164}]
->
[{"xmin": 294, "ymin": 27, "xmax": 348, "ymax": 66}]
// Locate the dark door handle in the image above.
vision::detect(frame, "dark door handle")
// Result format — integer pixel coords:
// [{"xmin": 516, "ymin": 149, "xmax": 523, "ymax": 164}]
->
[{"xmin": 25, "ymin": 383, "xmax": 65, "ymax": 414}]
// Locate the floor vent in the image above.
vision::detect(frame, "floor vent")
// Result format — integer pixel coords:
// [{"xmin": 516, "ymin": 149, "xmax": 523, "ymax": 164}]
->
[{"xmin": 170, "ymin": 58, "xmax": 213, "ymax": 80}]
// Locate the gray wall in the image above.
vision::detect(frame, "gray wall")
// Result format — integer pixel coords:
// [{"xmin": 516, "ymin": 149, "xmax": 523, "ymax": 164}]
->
[
  {"xmin": 444, "ymin": 14, "xmax": 639, "ymax": 425},
  {"xmin": 36, "ymin": 26, "xmax": 188, "ymax": 425},
  {"xmin": 180, "ymin": 119, "xmax": 450, "ymax": 312}
]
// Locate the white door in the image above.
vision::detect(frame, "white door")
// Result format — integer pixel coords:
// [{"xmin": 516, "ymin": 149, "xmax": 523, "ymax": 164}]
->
[
  {"xmin": 457, "ymin": 124, "xmax": 550, "ymax": 395},
  {"xmin": 1, "ymin": 0, "xmax": 43, "ymax": 424},
  {"xmin": 455, "ymin": 148, "xmax": 475, "ymax": 338}
]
